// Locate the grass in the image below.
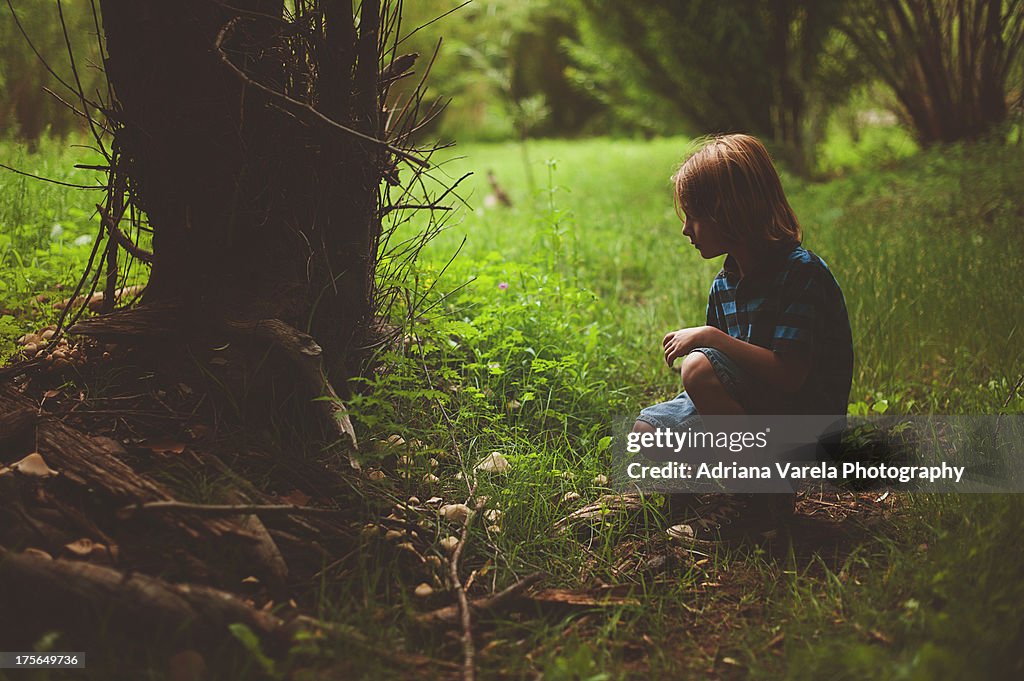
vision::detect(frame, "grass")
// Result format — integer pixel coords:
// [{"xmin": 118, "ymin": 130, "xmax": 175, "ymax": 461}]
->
[{"xmin": 2, "ymin": 130, "xmax": 1023, "ymax": 679}]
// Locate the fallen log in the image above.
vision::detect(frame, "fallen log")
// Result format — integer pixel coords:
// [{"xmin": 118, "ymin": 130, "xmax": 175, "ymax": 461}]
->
[
  {"xmin": 0, "ymin": 383, "xmax": 246, "ymax": 542},
  {"xmin": 0, "ymin": 407, "xmax": 36, "ymax": 456},
  {"xmin": 0, "ymin": 546, "xmax": 289, "ymax": 653},
  {"xmin": 0, "ymin": 547, "xmax": 454, "ymax": 670}
]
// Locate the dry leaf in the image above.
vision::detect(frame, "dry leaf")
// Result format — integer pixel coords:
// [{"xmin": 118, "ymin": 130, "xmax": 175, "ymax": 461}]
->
[
  {"xmin": 145, "ymin": 439, "xmax": 186, "ymax": 455},
  {"xmin": 64, "ymin": 538, "xmax": 95, "ymax": 556},
  {"xmin": 11, "ymin": 452, "xmax": 58, "ymax": 478},
  {"xmin": 23, "ymin": 548, "xmax": 53, "ymax": 561},
  {"xmin": 868, "ymin": 629, "xmax": 892, "ymax": 645},
  {"xmin": 63, "ymin": 539, "xmax": 111, "ymax": 562}
]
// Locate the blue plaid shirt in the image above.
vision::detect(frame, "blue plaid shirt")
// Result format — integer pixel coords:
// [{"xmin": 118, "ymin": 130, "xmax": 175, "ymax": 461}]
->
[{"xmin": 706, "ymin": 243, "xmax": 853, "ymax": 415}]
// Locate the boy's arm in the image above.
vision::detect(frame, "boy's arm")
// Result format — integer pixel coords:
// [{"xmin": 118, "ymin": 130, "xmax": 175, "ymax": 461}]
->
[{"xmin": 663, "ymin": 326, "xmax": 811, "ymax": 394}]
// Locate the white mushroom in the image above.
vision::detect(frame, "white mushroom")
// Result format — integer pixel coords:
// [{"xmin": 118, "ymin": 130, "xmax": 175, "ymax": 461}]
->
[{"xmin": 475, "ymin": 452, "xmax": 509, "ymax": 474}]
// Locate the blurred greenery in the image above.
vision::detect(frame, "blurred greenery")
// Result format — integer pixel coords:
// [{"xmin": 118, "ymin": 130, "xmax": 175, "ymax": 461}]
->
[
  {"xmin": 4, "ymin": 1, "xmax": 1021, "ymax": 175},
  {"xmin": 1, "ymin": 0, "xmax": 105, "ymax": 143}
]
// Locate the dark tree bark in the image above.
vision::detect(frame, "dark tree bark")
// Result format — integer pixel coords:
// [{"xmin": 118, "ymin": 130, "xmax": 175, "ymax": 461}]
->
[{"xmin": 97, "ymin": 0, "xmax": 391, "ymax": 385}]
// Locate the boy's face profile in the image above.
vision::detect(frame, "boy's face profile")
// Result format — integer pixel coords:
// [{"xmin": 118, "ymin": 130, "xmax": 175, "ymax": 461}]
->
[{"xmin": 682, "ymin": 215, "xmax": 729, "ymax": 259}]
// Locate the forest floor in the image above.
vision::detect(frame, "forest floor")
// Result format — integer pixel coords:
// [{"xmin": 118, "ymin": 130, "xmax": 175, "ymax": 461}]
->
[{"xmin": 2, "ymin": 134, "xmax": 1024, "ymax": 679}]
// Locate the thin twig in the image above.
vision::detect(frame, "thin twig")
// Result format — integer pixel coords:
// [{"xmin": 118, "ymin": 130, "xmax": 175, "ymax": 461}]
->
[
  {"xmin": 0, "ymin": 162, "xmax": 102, "ymax": 189},
  {"xmin": 119, "ymin": 501, "xmax": 347, "ymax": 517},
  {"xmin": 42, "ymin": 86, "xmax": 113, "ymax": 134},
  {"xmin": 449, "ymin": 483, "xmax": 477, "ymax": 681},
  {"xmin": 381, "ymin": 203, "xmax": 453, "ymax": 216},
  {"xmin": 396, "ymin": 0, "xmax": 472, "ymax": 47},
  {"xmin": 1002, "ymin": 373, "xmax": 1024, "ymax": 409}
]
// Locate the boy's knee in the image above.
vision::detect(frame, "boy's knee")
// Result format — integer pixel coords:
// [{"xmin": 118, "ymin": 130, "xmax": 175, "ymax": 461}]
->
[
  {"xmin": 680, "ymin": 351, "xmax": 719, "ymax": 394},
  {"xmin": 632, "ymin": 419, "xmax": 656, "ymax": 434}
]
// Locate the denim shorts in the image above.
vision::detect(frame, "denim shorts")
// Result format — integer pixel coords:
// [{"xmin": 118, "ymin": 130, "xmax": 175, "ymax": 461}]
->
[{"xmin": 636, "ymin": 347, "xmax": 756, "ymax": 430}]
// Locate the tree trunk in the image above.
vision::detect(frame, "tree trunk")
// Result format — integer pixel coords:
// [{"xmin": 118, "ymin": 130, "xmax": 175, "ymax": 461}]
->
[{"xmin": 98, "ymin": 0, "xmax": 384, "ymax": 385}]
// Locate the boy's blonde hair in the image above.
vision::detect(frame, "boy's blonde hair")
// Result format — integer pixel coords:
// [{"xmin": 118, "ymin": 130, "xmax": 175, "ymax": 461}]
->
[{"xmin": 672, "ymin": 134, "xmax": 802, "ymax": 246}]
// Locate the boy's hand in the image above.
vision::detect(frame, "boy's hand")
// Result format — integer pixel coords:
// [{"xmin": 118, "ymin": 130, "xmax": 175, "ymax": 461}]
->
[{"xmin": 663, "ymin": 326, "xmax": 712, "ymax": 367}]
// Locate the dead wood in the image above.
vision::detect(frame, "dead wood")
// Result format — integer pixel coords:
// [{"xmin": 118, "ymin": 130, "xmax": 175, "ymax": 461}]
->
[
  {"xmin": 0, "ymin": 407, "xmax": 36, "ymax": 456},
  {"xmin": 415, "ymin": 572, "xmax": 546, "ymax": 626},
  {"xmin": 67, "ymin": 301, "xmax": 185, "ymax": 338},
  {"xmin": 69, "ymin": 308, "xmax": 359, "ymax": 466},
  {"xmin": 0, "ymin": 384, "xmax": 249, "ymax": 543},
  {"xmin": 121, "ymin": 500, "xmax": 348, "ymax": 518},
  {"xmin": 0, "ymin": 546, "xmax": 292, "ymax": 655},
  {"xmin": 0, "ymin": 547, "xmax": 457, "ymax": 670}
]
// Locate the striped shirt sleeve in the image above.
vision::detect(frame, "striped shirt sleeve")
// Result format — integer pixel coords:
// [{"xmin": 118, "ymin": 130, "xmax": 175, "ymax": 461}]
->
[
  {"xmin": 706, "ymin": 281, "xmax": 724, "ymax": 331},
  {"xmin": 771, "ymin": 263, "xmax": 823, "ymax": 355}
]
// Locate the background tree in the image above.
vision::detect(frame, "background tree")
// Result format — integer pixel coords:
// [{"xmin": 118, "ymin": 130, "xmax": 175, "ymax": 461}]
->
[
  {"xmin": 1, "ymin": 0, "xmax": 104, "ymax": 142},
  {"xmin": 568, "ymin": 0, "xmax": 864, "ymax": 174},
  {"xmin": 840, "ymin": 0, "xmax": 1024, "ymax": 145},
  {"xmin": 391, "ymin": 0, "xmax": 600, "ymax": 143}
]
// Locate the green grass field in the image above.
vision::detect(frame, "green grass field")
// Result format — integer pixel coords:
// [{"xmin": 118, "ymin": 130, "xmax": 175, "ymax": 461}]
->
[{"xmin": 2, "ymin": 133, "xmax": 1023, "ymax": 679}]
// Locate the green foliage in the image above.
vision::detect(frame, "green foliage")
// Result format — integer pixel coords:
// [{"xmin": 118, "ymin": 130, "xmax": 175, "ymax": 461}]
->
[
  {"xmin": 0, "ymin": 138, "xmax": 116, "ymax": 361},
  {"xmin": 349, "ymin": 255, "xmax": 630, "ymax": 460},
  {"xmin": 391, "ymin": 1, "xmax": 597, "ymax": 142},
  {"xmin": 228, "ymin": 623, "xmax": 276, "ymax": 676},
  {"xmin": 0, "ymin": 0, "xmax": 105, "ymax": 141},
  {"xmin": 750, "ymin": 495, "xmax": 1024, "ymax": 680},
  {"xmin": 567, "ymin": 0, "xmax": 865, "ymax": 172}
]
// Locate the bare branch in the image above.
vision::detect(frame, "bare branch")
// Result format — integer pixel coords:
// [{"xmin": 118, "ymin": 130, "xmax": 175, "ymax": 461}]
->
[
  {"xmin": 119, "ymin": 501, "xmax": 347, "ymax": 518},
  {"xmin": 0, "ymin": 162, "xmax": 103, "ymax": 190},
  {"xmin": 96, "ymin": 203, "xmax": 153, "ymax": 263}
]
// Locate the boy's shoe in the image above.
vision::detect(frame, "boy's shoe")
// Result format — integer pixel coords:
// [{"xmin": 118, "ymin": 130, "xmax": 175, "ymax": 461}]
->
[{"xmin": 666, "ymin": 493, "xmax": 793, "ymax": 543}]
